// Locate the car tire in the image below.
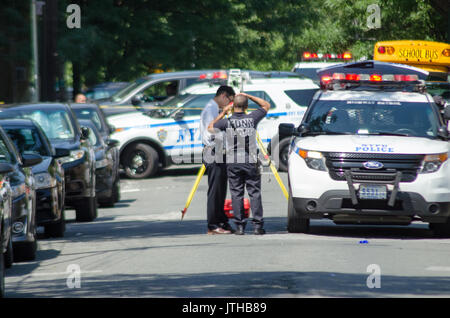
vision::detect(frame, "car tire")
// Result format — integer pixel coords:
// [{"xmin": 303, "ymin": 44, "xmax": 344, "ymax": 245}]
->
[
  {"xmin": 75, "ymin": 196, "xmax": 97, "ymax": 222},
  {"xmin": 113, "ymin": 177, "xmax": 121, "ymax": 203},
  {"xmin": 124, "ymin": 143, "xmax": 159, "ymax": 179},
  {"xmin": 0, "ymin": 234, "xmax": 5, "ymax": 298},
  {"xmin": 273, "ymin": 137, "xmax": 291, "ymax": 172},
  {"xmin": 99, "ymin": 179, "xmax": 120, "ymax": 208},
  {"xmin": 13, "ymin": 239, "xmax": 37, "ymax": 262},
  {"xmin": 44, "ymin": 209, "xmax": 66, "ymax": 238},
  {"xmin": 430, "ymin": 219, "xmax": 450, "ymax": 238},
  {"xmin": 4, "ymin": 235, "xmax": 13, "ymax": 269},
  {"xmin": 287, "ymin": 194, "xmax": 310, "ymax": 233}
]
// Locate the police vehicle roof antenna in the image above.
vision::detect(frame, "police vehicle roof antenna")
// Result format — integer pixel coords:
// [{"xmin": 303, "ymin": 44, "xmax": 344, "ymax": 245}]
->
[{"xmin": 228, "ymin": 69, "xmax": 243, "ymax": 93}]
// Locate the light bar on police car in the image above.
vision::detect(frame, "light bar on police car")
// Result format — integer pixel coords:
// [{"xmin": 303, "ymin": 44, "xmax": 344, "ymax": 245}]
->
[
  {"xmin": 317, "ymin": 61, "xmax": 429, "ymax": 82},
  {"xmin": 321, "ymin": 72, "xmax": 419, "ymax": 84},
  {"xmin": 302, "ymin": 51, "xmax": 352, "ymax": 61},
  {"xmin": 199, "ymin": 71, "xmax": 227, "ymax": 80}
]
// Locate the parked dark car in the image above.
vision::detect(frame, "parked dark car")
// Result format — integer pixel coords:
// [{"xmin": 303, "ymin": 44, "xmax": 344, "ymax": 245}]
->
[
  {"xmin": 0, "ymin": 126, "xmax": 42, "ymax": 262},
  {"xmin": 0, "ymin": 162, "xmax": 13, "ymax": 297},
  {"xmin": 70, "ymin": 103, "xmax": 120, "ymax": 205},
  {"xmin": 78, "ymin": 119, "xmax": 119, "ymax": 207},
  {"xmin": 0, "ymin": 104, "xmax": 97, "ymax": 222},
  {"xmin": 83, "ymin": 82, "xmax": 129, "ymax": 101},
  {"xmin": 0, "ymin": 119, "xmax": 66, "ymax": 237}
]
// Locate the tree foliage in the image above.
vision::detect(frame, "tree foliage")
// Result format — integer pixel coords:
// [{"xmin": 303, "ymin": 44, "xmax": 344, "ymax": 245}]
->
[{"xmin": 54, "ymin": 0, "xmax": 447, "ymax": 87}]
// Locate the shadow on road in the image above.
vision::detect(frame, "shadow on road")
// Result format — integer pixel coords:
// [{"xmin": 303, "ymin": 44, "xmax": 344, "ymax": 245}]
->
[
  {"xmin": 120, "ymin": 166, "xmax": 201, "ymax": 180},
  {"xmin": 50, "ymin": 215, "xmax": 439, "ymax": 243},
  {"xmin": 155, "ymin": 166, "xmax": 202, "ymax": 178},
  {"xmin": 5, "ymin": 249, "xmax": 61, "ymax": 278},
  {"xmin": 6, "ymin": 270, "xmax": 450, "ymax": 297},
  {"xmin": 308, "ymin": 220, "xmax": 435, "ymax": 240}
]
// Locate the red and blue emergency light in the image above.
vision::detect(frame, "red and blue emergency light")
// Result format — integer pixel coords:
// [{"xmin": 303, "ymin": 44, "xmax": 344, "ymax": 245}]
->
[
  {"xmin": 317, "ymin": 60, "xmax": 428, "ymax": 87},
  {"xmin": 302, "ymin": 51, "xmax": 352, "ymax": 61}
]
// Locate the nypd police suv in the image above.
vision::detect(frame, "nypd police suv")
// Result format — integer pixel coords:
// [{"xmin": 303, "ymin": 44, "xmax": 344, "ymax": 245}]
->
[
  {"xmin": 107, "ymin": 72, "xmax": 319, "ymax": 179},
  {"xmin": 281, "ymin": 61, "xmax": 450, "ymax": 237}
]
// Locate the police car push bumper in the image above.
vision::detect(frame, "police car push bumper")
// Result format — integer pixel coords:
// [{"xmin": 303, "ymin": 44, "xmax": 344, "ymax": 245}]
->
[{"xmin": 289, "ymin": 137, "xmax": 450, "ymax": 221}]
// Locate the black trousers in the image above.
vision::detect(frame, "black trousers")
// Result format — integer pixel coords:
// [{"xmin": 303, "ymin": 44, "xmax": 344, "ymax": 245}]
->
[
  {"xmin": 205, "ymin": 161, "xmax": 229, "ymax": 230},
  {"xmin": 227, "ymin": 163, "xmax": 263, "ymax": 228}
]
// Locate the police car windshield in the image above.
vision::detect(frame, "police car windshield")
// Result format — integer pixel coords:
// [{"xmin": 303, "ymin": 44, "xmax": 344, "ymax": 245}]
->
[
  {"xmin": 111, "ymin": 77, "xmax": 147, "ymax": 102},
  {"xmin": 163, "ymin": 94, "xmax": 192, "ymax": 108},
  {"xmin": 165, "ymin": 94, "xmax": 199, "ymax": 115},
  {"xmin": 304, "ymin": 100, "xmax": 440, "ymax": 139}
]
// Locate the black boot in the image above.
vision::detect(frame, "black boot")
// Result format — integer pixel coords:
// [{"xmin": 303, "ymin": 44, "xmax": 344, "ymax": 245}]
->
[
  {"xmin": 254, "ymin": 226, "xmax": 266, "ymax": 235},
  {"xmin": 235, "ymin": 224, "xmax": 245, "ymax": 235}
]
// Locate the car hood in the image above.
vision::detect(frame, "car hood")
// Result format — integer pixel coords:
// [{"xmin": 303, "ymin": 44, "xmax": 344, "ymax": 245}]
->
[
  {"xmin": 296, "ymin": 135, "xmax": 449, "ymax": 155},
  {"xmin": 107, "ymin": 112, "xmax": 167, "ymax": 129},
  {"xmin": 31, "ymin": 156, "xmax": 53, "ymax": 174},
  {"xmin": 51, "ymin": 139, "xmax": 81, "ymax": 151}
]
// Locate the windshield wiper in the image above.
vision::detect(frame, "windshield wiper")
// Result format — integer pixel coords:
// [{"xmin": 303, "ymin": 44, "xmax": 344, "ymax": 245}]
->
[
  {"xmin": 360, "ymin": 131, "xmax": 410, "ymax": 137},
  {"xmin": 303, "ymin": 131, "xmax": 353, "ymax": 136}
]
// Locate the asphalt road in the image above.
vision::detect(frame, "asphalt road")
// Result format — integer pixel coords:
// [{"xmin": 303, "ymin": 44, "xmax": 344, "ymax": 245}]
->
[{"xmin": 4, "ymin": 165, "xmax": 450, "ymax": 298}]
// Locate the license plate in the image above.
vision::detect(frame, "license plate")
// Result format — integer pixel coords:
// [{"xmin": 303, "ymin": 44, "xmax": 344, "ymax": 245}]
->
[{"xmin": 358, "ymin": 184, "xmax": 387, "ymax": 200}]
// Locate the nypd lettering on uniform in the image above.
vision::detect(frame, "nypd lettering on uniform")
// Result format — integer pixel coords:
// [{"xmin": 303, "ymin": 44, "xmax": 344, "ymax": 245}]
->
[{"xmin": 355, "ymin": 144, "xmax": 394, "ymax": 153}]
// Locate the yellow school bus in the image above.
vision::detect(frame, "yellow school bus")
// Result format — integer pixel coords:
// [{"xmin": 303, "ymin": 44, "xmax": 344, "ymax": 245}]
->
[{"xmin": 374, "ymin": 40, "xmax": 450, "ymax": 82}]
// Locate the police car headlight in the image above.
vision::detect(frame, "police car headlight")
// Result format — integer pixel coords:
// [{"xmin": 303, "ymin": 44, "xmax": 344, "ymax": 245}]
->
[
  {"xmin": 34, "ymin": 172, "xmax": 56, "ymax": 189},
  {"xmin": 95, "ymin": 158, "xmax": 109, "ymax": 169},
  {"xmin": 420, "ymin": 153, "xmax": 448, "ymax": 174},
  {"xmin": 58, "ymin": 150, "xmax": 85, "ymax": 164},
  {"xmin": 296, "ymin": 148, "xmax": 327, "ymax": 171}
]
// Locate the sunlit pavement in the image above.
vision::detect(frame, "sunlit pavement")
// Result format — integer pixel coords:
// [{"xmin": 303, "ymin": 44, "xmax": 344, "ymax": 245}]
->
[{"xmin": 4, "ymin": 165, "xmax": 450, "ymax": 297}]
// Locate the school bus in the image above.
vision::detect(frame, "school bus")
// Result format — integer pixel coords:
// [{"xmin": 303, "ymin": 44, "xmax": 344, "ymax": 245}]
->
[{"xmin": 374, "ymin": 40, "xmax": 450, "ymax": 82}]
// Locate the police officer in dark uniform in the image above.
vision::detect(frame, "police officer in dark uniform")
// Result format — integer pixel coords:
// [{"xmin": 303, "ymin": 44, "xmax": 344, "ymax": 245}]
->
[{"xmin": 208, "ymin": 92, "xmax": 270, "ymax": 235}]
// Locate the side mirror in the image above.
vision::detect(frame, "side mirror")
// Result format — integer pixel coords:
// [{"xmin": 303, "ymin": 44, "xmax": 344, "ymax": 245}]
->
[
  {"xmin": 0, "ymin": 163, "xmax": 14, "ymax": 174},
  {"xmin": 298, "ymin": 123, "xmax": 309, "ymax": 134},
  {"xmin": 131, "ymin": 95, "xmax": 142, "ymax": 106},
  {"xmin": 279, "ymin": 123, "xmax": 297, "ymax": 138},
  {"xmin": 21, "ymin": 153, "xmax": 43, "ymax": 167},
  {"xmin": 81, "ymin": 127, "xmax": 90, "ymax": 140},
  {"xmin": 54, "ymin": 148, "xmax": 71, "ymax": 158},
  {"xmin": 108, "ymin": 125, "xmax": 116, "ymax": 135},
  {"xmin": 173, "ymin": 110, "xmax": 185, "ymax": 121},
  {"xmin": 107, "ymin": 139, "xmax": 119, "ymax": 148}
]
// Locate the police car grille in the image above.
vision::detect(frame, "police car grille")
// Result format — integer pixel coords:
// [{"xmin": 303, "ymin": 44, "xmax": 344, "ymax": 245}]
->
[{"xmin": 324, "ymin": 152, "xmax": 424, "ymax": 183}]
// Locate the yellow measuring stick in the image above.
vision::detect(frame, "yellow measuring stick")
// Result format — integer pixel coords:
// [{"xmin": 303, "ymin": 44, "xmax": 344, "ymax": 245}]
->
[
  {"xmin": 256, "ymin": 133, "xmax": 289, "ymax": 201},
  {"xmin": 181, "ymin": 164, "xmax": 206, "ymax": 220},
  {"xmin": 181, "ymin": 112, "xmax": 289, "ymax": 220}
]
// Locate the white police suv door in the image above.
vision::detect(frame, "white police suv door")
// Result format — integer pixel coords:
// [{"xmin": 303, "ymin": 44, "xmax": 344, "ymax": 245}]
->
[
  {"xmin": 165, "ymin": 94, "xmax": 215, "ymax": 164},
  {"xmin": 244, "ymin": 90, "xmax": 277, "ymax": 148}
]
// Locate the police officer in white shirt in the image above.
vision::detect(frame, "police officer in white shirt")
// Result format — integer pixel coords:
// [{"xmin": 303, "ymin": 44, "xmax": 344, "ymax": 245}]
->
[{"xmin": 200, "ymin": 85, "xmax": 235, "ymax": 234}]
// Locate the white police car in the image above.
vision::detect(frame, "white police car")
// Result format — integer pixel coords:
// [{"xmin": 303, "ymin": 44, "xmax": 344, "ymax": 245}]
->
[
  {"xmin": 280, "ymin": 61, "xmax": 450, "ymax": 237},
  {"xmin": 107, "ymin": 74, "xmax": 319, "ymax": 178}
]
